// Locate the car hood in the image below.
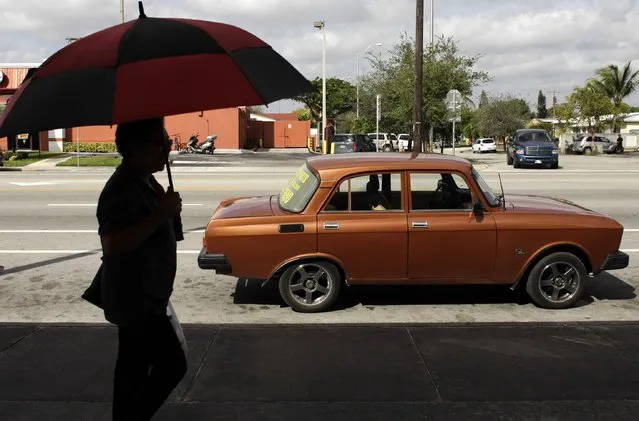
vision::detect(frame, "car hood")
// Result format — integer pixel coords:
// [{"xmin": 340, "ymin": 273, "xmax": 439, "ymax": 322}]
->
[
  {"xmin": 504, "ymin": 194, "xmax": 595, "ymax": 214},
  {"xmin": 213, "ymin": 195, "xmax": 276, "ymax": 219}
]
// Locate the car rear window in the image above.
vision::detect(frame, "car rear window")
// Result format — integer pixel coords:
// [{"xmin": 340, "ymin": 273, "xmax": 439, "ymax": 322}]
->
[
  {"xmin": 278, "ymin": 163, "xmax": 321, "ymax": 213},
  {"xmin": 483, "ymin": 139, "xmax": 494, "ymax": 143}
]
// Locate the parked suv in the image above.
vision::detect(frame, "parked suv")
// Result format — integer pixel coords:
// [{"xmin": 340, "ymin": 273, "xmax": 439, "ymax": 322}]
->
[
  {"xmin": 331, "ymin": 133, "xmax": 376, "ymax": 153},
  {"xmin": 368, "ymin": 133, "xmax": 399, "ymax": 151},
  {"xmin": 506, "ymin": 129, "xmax": 559, "ymax": 169},
  {"xmin": 571, "ymin": 135, "xmax": 622, "ymax": 154}
]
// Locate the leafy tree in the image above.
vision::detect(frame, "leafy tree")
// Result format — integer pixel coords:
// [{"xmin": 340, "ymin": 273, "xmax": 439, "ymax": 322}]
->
[
  {"xmin": 552, "ymin": 102, "xmax": 577, "ymax": 135},
  {"xmin": 537, "ymin": 90, "xmax": 548, "ymax": 118},
  {"xmin": 291, "ymin": 77, "xmax": 356, "ymax": 123},
  {"xmin": 478, "ymin": 90, "xmax": 489, "ymax": 108},
  {"xmin": 292, "ymin": 107, "xmax": 311, "ymax": 121},
  {"xmin": 358, "ymin": 33, "xmax": 491, "ymax": 150},
  {"xmin": 475, "ymin": 94, "xmax": 531, "ymax": 139},
  {"xmin": 457, "ymin": 105, "xmax": 479, "ymax": 141},
  {"xmin": 568, "ymin": 85, "xmax": 613, "ymax": 132},
  {"xmin": 587, "ymin": 61, "xmax": 639, "ymax": 131}
]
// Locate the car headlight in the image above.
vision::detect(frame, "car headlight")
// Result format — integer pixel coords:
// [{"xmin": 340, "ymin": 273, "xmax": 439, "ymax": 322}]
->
[{"xmin": 516, "ymin": 149, "xmax": 524, "ymax": 154}]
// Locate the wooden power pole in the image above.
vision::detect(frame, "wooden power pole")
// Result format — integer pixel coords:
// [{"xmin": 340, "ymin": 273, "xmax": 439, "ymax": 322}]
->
[{"xmin": 411, "ymin": 0, "xmax": 424, "ymax": 158}]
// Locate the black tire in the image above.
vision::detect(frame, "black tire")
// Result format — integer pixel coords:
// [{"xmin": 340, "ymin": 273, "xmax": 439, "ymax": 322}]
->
[
  {"xmin": 278, "ymin": 261, "xmax": 342, "ymax": 313},
  {"xmin": 525, "ymin": 252, "xmax": 587, "ymax": 309},
  {"xmin": 551, "ymin": 162, "xmax": 558, "ymax": 169},
  {"xmin": 506, "ymin": 151, "xmax": 513, "ymax": 165},
  {"xmin": 584, "ymin": 147, "xmax": 592, "ymax": 155},
  {"xmin": 383, "ymin": 145, "xmax": 391, "ymax": 152}
]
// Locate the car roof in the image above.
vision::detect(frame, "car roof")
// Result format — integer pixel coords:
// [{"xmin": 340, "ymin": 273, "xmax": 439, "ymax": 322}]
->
[{"xmin": 306, "ymin": 153, "xmax": 472, "ymax": 181}]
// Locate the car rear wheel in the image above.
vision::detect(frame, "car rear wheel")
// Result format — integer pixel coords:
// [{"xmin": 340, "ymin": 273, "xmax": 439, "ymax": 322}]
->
[
  {"xmin": 279, "ymin": 261, "xmax": 342, "ymax": 313},
  {"xmin": 382, "ymin": 145, "xmax": 391, "ymax": 152},
  {"xmin": 525, "ymin": 252, "xmax": 587, "ymax": 309}
]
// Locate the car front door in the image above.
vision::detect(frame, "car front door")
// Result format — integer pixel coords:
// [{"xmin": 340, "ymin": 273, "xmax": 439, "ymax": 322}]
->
[
  {"xmin": 406, "ymin": 171, "xmax": 497, "ymax": 283},
  {"xmin": 317, "ymin": 171, "xmax": 407, "ymax": 283}
]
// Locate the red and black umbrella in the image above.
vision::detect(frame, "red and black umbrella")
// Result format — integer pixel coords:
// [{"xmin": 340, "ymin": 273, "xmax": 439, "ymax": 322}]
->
[{"xmin": 0, "ymin": 1, "xmax": 314, "ymax": 137}]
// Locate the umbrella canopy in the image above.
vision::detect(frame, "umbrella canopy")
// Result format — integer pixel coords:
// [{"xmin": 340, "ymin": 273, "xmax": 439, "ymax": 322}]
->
[{"xmin": 0, "ymin": 1, "xmax": 314, "ymax": 137}]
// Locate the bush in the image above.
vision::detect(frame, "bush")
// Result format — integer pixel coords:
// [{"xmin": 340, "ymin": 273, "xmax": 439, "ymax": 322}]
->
[{"xmin": 62, "ymin": 141, "xmax": 118, "ymax": 153}]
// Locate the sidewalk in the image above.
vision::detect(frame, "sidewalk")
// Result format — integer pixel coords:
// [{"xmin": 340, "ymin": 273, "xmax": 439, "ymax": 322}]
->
[{"xmin": 1, "ymin": 322, "xmax": 638, "ymax": 420}]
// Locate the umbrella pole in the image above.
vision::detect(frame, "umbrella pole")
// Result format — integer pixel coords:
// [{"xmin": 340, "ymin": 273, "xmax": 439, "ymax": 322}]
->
[{"xmin": 164, "ymin": 151, "xmax": 184, "ymax": 242}]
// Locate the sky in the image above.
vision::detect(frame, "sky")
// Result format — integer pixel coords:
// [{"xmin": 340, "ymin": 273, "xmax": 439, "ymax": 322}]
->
[{"xmin": 1, "ymin": 0, "xmax": 638, "ymax": 113}]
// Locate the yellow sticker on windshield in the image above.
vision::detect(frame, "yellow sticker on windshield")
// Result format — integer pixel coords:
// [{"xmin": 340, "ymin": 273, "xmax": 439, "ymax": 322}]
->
[
  {"xmin": 281, "ymin": 187, "xmax": 294, "ymax": 204},
  {"xmin": 296, "ymin": 168, "xmax": 309, "ymax": 183}
]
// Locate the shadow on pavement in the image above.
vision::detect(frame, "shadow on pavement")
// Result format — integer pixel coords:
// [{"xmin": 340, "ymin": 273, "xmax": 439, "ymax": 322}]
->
[
  {"xmin": 231, "ymin": 272, "xmax": 636, "ymax": 310},
  {"xmin": 0, "ymin": 250, "xmax": 100, "ymax": 276}
]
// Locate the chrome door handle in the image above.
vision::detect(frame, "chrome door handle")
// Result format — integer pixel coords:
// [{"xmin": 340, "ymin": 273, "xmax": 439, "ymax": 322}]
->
[
  {"xmin": 324, "ymin": 222, "xmax": 340, "ymax": 230},
  {"xmin": 411, "ymin": 221, "xmax": 428, "ymax": 228}
]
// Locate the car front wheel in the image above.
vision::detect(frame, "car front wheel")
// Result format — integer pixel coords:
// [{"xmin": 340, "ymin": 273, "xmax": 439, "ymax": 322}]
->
[
  {"xmin": 525, "ymin": 252, "xmax": 587, "ymax": 309},
  {"xmin": 279, "ymin": 261, "xmax": 342, "ymax": 313}
]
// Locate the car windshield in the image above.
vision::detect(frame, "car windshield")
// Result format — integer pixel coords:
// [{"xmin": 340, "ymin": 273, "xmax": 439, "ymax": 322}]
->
[
  {"xmin": 517, "ymin": 131, "xmax": 553, "ymax": 143},
  {"xmin": 471, "ymin": 166, "xmax": 500, "ymax": 207},
  {"xmin": 278, "ymin": 163, "xmax": 321, "ymax": 213}
]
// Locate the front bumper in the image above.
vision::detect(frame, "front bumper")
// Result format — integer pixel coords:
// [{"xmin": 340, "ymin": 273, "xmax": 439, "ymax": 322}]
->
[
  {"xmin": 600, "ymin": 250, "xmax": 629, "ymax": 271},
  {"xmin": 197, "ymin": 247, "xmax": 232, "ymax": 274},
  {"xmin": 516, "ymin": 154, "xmax": 558, "ymax": 165}
]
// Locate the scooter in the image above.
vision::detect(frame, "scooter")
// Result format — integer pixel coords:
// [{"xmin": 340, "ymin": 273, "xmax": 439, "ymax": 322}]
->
[{"xmin": 186, "ymin": 133, "xmax": 216, "ymax": 154}]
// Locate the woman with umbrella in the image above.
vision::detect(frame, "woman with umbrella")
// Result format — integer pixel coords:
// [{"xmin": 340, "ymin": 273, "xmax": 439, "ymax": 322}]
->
[{"xmin": 0, "ymin": 3, "xmax": 314, "ymax": 419}]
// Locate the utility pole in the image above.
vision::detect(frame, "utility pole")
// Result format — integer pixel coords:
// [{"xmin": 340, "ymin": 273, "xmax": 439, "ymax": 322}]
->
[
  {"xmin": 428, "ymin": 0, "xmax": 434, "ymax": 153},
  {"xmin": 121, "ymin": 0, "xmax": 125, "ymax": 23},
  {"xmin": 411, "ymin": 0, "xmax": 424, "ymax": 158}
]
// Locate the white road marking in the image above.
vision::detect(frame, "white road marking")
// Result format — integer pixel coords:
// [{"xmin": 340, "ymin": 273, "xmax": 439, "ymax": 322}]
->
[
  {"xmin": 0, "ymin": 228, "xmax": 632, "ymax": 235},
  {"xmin": 0, "ymin": 249, "xmax": 636, "ymax": 255},
  {"xmin": 46, "ymin": 203, "xmax": 203, "ymax": 207},
  {"xmin": 0, "ymin": 250, "xmax": 201, "ymax": 254},
  {"xmin": 0, "ymin": 229, "xmax": 205, "ymax": 234}
]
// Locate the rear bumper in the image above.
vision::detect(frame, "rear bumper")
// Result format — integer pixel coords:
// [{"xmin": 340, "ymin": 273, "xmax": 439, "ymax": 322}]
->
[
  {"xmin": 197, "ymin": 247, "xmax": 232, "ymax": 274},
  {"xmin": 599, "ymin": 250, "xmax": 629, "ymax": 272}
]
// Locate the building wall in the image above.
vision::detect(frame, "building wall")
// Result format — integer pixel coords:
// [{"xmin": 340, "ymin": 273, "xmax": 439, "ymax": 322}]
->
[
  {"xmin": 247, "ymin": 119, "xmax": 310, "ymax": 148},
  {"xmin": 38, "ymin": 108, "xmax": 244, "ymax": 149}
]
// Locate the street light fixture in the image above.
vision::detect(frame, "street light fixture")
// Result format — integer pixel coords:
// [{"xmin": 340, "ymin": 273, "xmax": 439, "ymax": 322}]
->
[
  {"xmin": 356, "ymin": 43, "xmax": 382, "ymax": 119},
  {"xmin": 313, "ymin": 20, "xmax": 327, "ymax": 152}
]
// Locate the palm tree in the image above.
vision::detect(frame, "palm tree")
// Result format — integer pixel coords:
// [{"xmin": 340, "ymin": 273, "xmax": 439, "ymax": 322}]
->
[{"xmin": 588, "ymin": 61, "xmax": 639, "ymax": 131}]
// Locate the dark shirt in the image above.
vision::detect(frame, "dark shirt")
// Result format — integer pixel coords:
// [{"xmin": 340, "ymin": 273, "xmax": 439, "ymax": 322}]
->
[{"xmin": 96, "ymin": 161, "xmax": 177, "ymax": 326}]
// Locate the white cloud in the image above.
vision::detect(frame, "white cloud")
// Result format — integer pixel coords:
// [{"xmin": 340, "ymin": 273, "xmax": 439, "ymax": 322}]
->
[{"xmin": 1, "ymin": 0, "xmax": 638, "ymax": 111}]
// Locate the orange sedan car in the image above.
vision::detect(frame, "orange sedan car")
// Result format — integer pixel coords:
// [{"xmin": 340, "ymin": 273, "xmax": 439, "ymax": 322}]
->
[{"xmin": 198, "ymin": 153, "xmax": 629, "ymax": 312}]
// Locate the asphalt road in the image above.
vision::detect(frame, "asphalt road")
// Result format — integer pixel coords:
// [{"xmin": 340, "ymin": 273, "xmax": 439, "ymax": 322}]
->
[{"xmin": 0, "ymin": 152, "xmax": 637, "ymax": 324}]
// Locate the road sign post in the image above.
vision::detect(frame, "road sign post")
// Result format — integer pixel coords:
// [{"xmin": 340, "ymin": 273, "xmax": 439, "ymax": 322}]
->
[
  {"xmin": 446, "ymin": 89, "xmax": 462, "ymax": 156},
  {"xmin": 376, "ymin": 94, "xmax": 381, "ymax": 142}
]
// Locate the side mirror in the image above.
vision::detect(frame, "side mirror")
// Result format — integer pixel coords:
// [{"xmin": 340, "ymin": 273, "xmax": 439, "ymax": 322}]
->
[{"xmin": 473, "ymin": 201, "xmax": 483, "ymax": 214}]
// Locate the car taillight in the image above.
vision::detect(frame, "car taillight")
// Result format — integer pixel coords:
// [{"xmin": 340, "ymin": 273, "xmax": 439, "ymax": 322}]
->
[{"xmin": 353, "ymin": 143, "xmax": 357, "ymax": 151}]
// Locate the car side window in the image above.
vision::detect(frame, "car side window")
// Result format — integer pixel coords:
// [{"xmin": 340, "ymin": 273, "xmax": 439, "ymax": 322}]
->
[
  {"xmin": 409, "ymin": 172, "xmax": 474, "ymax": 211},
  {"xmin": 323, "ymin": 172, "xmax": 403, "ymax": 212}
]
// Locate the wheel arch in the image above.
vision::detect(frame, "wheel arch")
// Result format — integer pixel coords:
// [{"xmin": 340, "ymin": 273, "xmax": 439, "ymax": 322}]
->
[
  {"xmin": 510, "ymin": 242, "xmax": 593, "ymax": 291},
  {"xmin": 266, "ymin": 253, "xmax": 348, "ymax": 285}
]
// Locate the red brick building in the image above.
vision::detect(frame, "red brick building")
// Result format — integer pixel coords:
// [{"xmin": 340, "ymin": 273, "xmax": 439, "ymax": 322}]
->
[{"xmin": 0, "ymin": 64, "xmax": 310, "ymax": 152}]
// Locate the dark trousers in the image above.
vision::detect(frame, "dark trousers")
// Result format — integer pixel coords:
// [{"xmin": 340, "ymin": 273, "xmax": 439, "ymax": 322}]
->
[{"xmin": 112, "ymin": 313, "xmax": 187, "ymax": 421}]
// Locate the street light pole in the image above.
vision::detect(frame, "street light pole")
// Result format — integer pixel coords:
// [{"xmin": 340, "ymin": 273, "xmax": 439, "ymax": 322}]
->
[
  {"xmin": 412, "ymin": 0, "xmax": 424, "ymax": 157},
  {"xmin": 120, "ymin": 0, "xmax": 125, "ymax": 23},
  {"xmin": 428, "ymin": 0, "xmax": 435, "ymax": 153},
  {"xmin": 313, "ymin": 20, "xmax": 327, "ymax": 152},
  {"xmin": 357, "ymin": 43, "xmax": 382, "ymax": 119}
]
